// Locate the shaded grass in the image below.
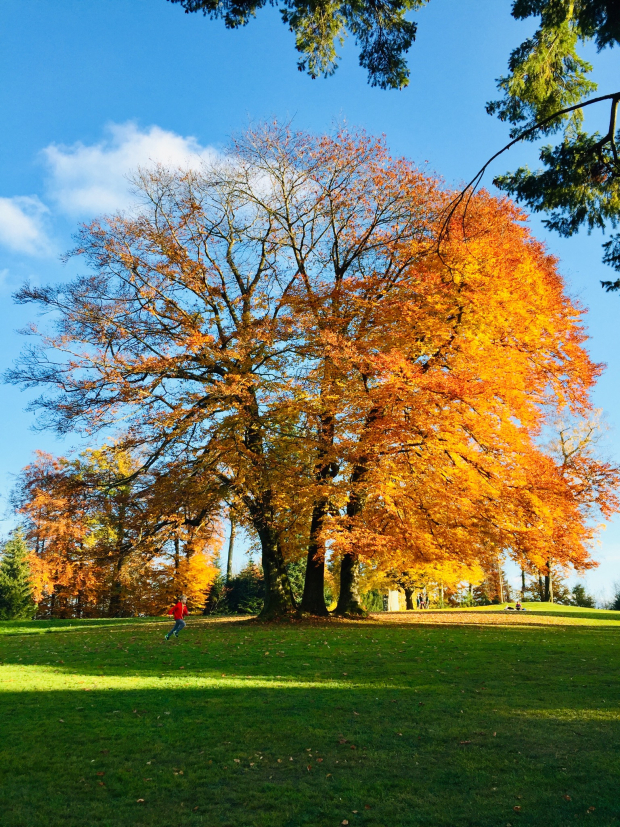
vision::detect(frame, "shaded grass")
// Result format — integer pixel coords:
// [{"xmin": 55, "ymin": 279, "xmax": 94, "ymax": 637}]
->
[{"xmin": 1, "ymin": 610, "xmax": 619, "ymax": 826}]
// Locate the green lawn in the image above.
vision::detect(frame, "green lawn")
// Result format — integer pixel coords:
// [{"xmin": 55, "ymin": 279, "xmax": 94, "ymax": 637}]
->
[{"xmin": 1, "ymin": 609, "xmax": 619, "ymax": 827}]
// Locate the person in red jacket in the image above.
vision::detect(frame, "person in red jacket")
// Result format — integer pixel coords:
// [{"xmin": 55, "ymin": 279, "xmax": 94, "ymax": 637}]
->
[{"xmin": 165, "ymin": 595, "xmax": 188, "ymax": 640}]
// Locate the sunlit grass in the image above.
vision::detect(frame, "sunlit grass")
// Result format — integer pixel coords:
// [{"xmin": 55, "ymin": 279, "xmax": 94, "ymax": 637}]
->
[{"xmin": 1, "ymin": 611, "xmax": 619, "ymax": 826}]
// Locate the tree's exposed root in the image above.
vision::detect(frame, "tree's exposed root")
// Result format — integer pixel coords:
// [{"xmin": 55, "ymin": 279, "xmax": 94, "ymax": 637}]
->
[{"xmin": 331, "ymin": 604, "xmax": 369, "ymax": 620}]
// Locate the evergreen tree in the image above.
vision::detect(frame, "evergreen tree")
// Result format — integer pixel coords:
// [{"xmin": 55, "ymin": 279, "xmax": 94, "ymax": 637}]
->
[
  {"xmin": 570, "ymin": 583, "xmax": 596, "ymax": 608},
  {"xmin": 0, "ymin": 531, "xmax": 36, "ymax": 620}
]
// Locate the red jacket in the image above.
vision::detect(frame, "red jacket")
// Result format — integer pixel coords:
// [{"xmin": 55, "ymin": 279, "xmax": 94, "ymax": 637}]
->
[{"xmin": 168, "ymin": 601, "xmax": 188, "ymax": 620}]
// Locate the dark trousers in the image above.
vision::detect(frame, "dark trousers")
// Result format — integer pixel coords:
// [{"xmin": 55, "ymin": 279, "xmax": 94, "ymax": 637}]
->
[{"xmin": 167, "ymin": 618, "xmax": 186, "ymax": 638}]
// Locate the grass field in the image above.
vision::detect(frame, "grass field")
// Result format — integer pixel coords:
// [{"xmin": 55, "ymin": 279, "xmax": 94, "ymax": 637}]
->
[{"xmin": 1, "ymin": 604, "xmax": 619, "ymax": 827}]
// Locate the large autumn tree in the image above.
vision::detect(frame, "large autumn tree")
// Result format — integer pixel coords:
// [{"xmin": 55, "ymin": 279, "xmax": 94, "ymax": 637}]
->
[
  {"xmin": 8, "ymin": 124, "xmax": 616, "ymax": 618},
  {"xmin": 8, "ymin": 125, "xmax": 452, "ymax": 618}
]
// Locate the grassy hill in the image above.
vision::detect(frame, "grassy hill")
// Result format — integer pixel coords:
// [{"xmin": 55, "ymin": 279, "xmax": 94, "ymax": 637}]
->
[{"xmin": 1, "ymin": 607, "xmax": 619, "ymax": 826}]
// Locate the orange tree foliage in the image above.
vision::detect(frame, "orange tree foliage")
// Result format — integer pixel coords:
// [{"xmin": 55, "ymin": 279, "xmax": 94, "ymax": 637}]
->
[
  {"xmin": 8, "ymin": 124, "xmax": 619, "ymax": 618},
  {"xmin": 13, "ymin": 449, "xmax": 220, "ymax": 617},
  {"xmin": 319, "ymin": 194, "xmax": 618, "ymax": 612}
]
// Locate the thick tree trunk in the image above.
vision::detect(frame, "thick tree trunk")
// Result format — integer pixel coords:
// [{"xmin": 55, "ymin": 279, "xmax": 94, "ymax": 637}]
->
[
  {"xmin": 404, "ymin": 587, "xmax": 414, "ymax": 610},
  {"xmin": 226, "ymin": 516, "xmax": 235, "ymax": 583},
  {"xmin": 108, "ymin": 571, "xmax": 124, "ymax": 617},
  {"xmin": 334, "ymin": 467, "xmax": 366, "ymax": 618},
  {"xmin": 301, "ymin": 411, "xmax": 337, "ymax": 616},
  {"xmin": 334, "ymin": 551, "xmax": 366, "ymax": 616},
  {"xmin": 257, "ymin": 522, "xmax": 297, "ymax": 619},
  {"xmin": 243, "ymin": 392, "xmax": 297, "ymax": 619},
  {"xmin": 108, "ymin": 549, "xmax": 130, "ymax": 617},
  {"xmin": 300, "ymin": 499, "xmax": 329, "ymax": 615},
  {"xmin": 333, "ymin": 410, "xmax": 382, "ymax": 618}
]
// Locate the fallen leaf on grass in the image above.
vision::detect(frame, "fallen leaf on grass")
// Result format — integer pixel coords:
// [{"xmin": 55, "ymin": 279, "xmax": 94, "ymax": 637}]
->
[
  {"xmin": 98, "ymin": 782, "xmax": 105, "ymax": 787},
  {"xmin": 59, "ymin": 719, "xmax": 65, "ymax": 723},
  {"xmin": 588, "ymin": 807, "xmax": 596, "ymax": 813},
  {"xmin": 137, "ymin": 799, "xmax": 144, "ymax": 803},
  {"xmin": 563, "ymin": 795, "xmax": 571, "ymax": 801},
  {"xmin": 459, "ymin": 740, "xmax": 472, "ymax": 745},
  {"xmin": 364, "ymin": 805, "xmax": 371, "ymax": 810},
  {"xmin": 513, "ymin": 806, "xmax": 521, "ymax": 812},
  {"xmin": 193, "ymin": 807, "xmax": 198, "ymax": 812},
  {"xmin": 342, "ymin": 821, "xmax": 349, "ymax": 826},
  {"xmin": 96, "ymin": 772, "xmax": 105, "ymax": 777}
]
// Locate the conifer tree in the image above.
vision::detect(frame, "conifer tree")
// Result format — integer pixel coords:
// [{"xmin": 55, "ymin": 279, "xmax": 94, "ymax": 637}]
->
[{"xmin": 0, "ymin": 531, "xmax": 36, "ymax": 620}]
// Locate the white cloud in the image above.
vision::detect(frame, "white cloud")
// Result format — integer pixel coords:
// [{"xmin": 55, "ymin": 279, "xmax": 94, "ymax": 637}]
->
[
  {"xmin": 0, "ymin": 196, "xmax": 52, "ymax": 256},
  {"xmin": 0, "ymin": 123, "xmax": 218, "ymax": 257},
  {"xmin": 43, "ymin": 122, "xmax": 218, "ymax": 216}
]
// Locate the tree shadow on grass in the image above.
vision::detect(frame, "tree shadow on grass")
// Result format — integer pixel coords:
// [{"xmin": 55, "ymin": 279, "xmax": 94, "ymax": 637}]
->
[
  {"xmin": 1, "ymin": 680, "xmax": 619, "ymax": 827},
  {"xmin": 1, "ymin": 619, "xmax": 620, "ymax": 826}
]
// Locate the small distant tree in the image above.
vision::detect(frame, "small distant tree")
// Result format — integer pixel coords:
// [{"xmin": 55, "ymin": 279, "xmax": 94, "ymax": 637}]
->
[
  {"xmin": 608, "ymin": 584, "xmax": 620, "ymax": 611},
  {"xmin": 570, "ymin": 583, "xmax": 596, "ymax": 608},
  {"xmin": 203, "ymin": 565, "xmax": 229, "ymax": 615},
  {"xmin": 547, "ymin": 573, "xmax": 573, "ymax": 605},
  {"xmin": 0, "ymin": 531, "xmax": 36, "ymax": 620}
]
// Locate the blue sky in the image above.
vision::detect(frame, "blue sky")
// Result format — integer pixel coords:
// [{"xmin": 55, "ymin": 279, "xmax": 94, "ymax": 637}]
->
[{"xmin": 1, "ymin": 0, "xmax": 619, "ymax": 600}]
